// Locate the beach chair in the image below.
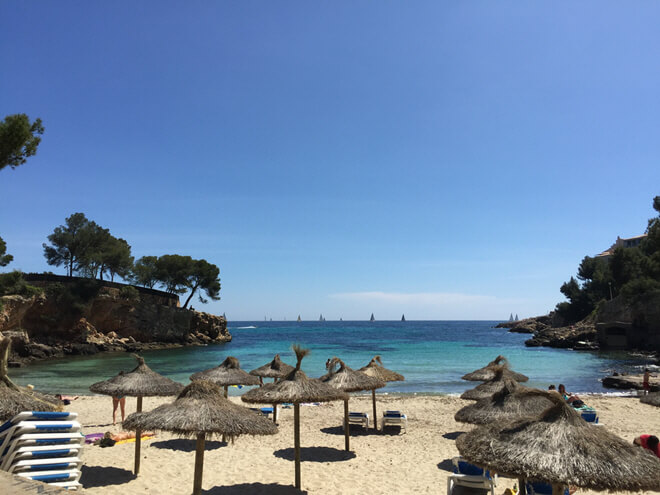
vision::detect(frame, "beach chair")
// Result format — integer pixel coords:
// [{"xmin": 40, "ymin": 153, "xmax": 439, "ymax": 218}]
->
[
  {"xmin": 526, "ymin": 481, "xmax": 569, "ymax": 495},
  {"xmin": 7, "ymin": 456, "xmax": 82, "ymax": 474},
  {"xmin": 16, "ymin": 468, "xmax": 82, "ymax": 486},
  {"xmin": 249, "ymin": 407, "xmax": 274, "ymax": 418},
  {"xmin": 382, "ymin": 410, "xmax": 407, "ymax": 433},
  {"xmin": 2, "ymin": 432, "xmax": 85, "ymax": 459},
  {"xmin": 447, "ymin": 457, "xmax": 496, "ymax": 495},
  {"xmin": 347, "ymin": 412, "xmax": 370, "ymax": 429},
  {"xmin": 0, "ymin": 420, "xmax": 81, "ymax": 456},
  {"xmin": 1, "ymin": 443, "xmax": 83, "ymax": 471}
]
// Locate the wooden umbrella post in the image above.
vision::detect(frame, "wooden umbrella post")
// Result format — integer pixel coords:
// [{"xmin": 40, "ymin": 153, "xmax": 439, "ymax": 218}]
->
[
  {"xmin": 222, "ymin": 386, "xmax": 228, "ymax": 443},
  {"xmin": 273, "ymin": 403, "xmax": 277, "ymax": 424},
  {"xmin": 192, "ymin": 433, "xmax": 206, "ymax": 495},
  {"xmin": 344, "ymin": 398, "xmax": 350, "ymax": 451},
  {"xmin": 134, "ymin": 396, "xmax": 143, "ymax": 475},
  {"xmin": 294, "ymin": 403, "xmax": 301, "ymax": 490},
  {"xmin": 519, "ymin": 478, "xmax": 526, "ymax": 495},
  {"xmin": 372, "ymin": 389, "xmax": 378, "ymax": 431}
]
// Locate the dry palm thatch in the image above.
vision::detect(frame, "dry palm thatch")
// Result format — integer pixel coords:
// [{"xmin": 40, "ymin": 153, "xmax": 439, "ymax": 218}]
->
[
  {"xmin": 0, "ymin": 338, "xmax": 62, "ymax": 422},
  {"xmin": 461, "ymin": 366, "xmax": 529, "ymax": 401},
  {"xmin": 89, "ymin": 354, "xmax": 184, "ymax": 476},
  {"xmin": 124, "ymin": 380, "xmax": 276, "ymax": 495},
  {"xmin": 249, "ymin": 354, "xmax": 295, "ymax": 380},
  {"xmin": 641, "ymin": 392, "xmax": 660, "ymax": 407},
  {"xmin": 320, "ymin": 357, "xmax": 386, "ymax": 451},
  {"xmin": 89, "ymin": 354, "xmax": 184, "ymax": 397},
  {"xmin": 462, "ymin": 355, "xmax": 529, "ymax": 382},
  {"xmin": 358, "ymin": 355, "xmax": 404, "ymax": 430},
  {"xmin": 191, "ymin": 356, "xmax": 260, "ymax": 392},
  {"xmin": 358, "ymin": 355, "xmax": 404, "ymax": 382},
  {"xmin": 242, "ymin": 345, "xmax": 348, "ymax": 490},
  {"xmin": 456, "ymin": 391, "xmax": 660, "ymax": 492},
  {"xmin": 455, "ymin": 382, "xmax": 554, "ymax": 424}
]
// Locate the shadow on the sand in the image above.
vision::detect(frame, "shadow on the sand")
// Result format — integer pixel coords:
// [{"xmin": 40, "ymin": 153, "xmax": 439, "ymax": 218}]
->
[
  {"xmin": 443, "ymin": 431, "xmax": 465, "ymax": 440},
  {"xmin": 151, "ymin": 438, "xmax": 226, "ymax": 452},
  {"xmin": 437, "ymin": 458, "xmax": 454, "ymax": 472},
  {"xmin": 204, "ymin": 483, "xmax": 306, "ymax": 494},
  {"xmin": 80, "ymin": 466, "xmax": 135, "ymax": 488},
  {"xmin": 274, "ymin": 446, "xmax": 356, "ymax": 462},
  {"xmin": 320, "ymin": 425, "xmax": 372, "ymax": 436}
]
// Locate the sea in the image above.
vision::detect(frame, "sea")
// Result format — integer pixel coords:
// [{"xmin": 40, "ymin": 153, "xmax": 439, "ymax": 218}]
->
[{"xmin": 8, "ymin": 321, "xmax": 655, "ymax": 396}]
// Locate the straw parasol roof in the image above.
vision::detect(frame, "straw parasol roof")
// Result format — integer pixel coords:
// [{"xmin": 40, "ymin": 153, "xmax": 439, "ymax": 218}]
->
[
  {"xmin": 358, "ymin": 355, "xmax": 404, "ymax": 382},
  {"xmin": 0, "ymin": 337, "xmax": 62, "ymax": 422},
  {"xmin": 641, "ymin": 392, "xmax": 660, "ymax": 407},
  {"xmin": 124, "ymin": 380, "xmax": 277, "ymax": 495},
  {"xmin": 461, "ymin": 366, "xmax": 529, "ymax": 401},
  {"xmin": 123, "ymin": 380, "xmax": 277, "ymax": 439},
  {"xmin": 456, "ymin": 391, "xmax": 660, "ymax": 491},
  {"xmin": 89, "ymin": 354, "xmax": 184, "ymax": 397},
  {"xmin": 320, "ymin": 357, "xmax": 386, "ymax": 393},
  {"xmin": 249, "ymin": 354, "xmax": 295, "ymax": 380},
  {"xmin": 241, "ymin": 347, "xmax": 348, "ymax": 405},
  {"xmin": 242, "ymin": 345, "xmax": 348, "ymax": 490},
  {"xmin": 462, "ymin": 355, "xmax": 528, "ymax": 382},
  {"xmin": 191, "ymin": 356, "xmax": 260, "ymax": 387},
  {"xmin": 455, "ymin": 382, "xmax": 554, "ymax": 424}
]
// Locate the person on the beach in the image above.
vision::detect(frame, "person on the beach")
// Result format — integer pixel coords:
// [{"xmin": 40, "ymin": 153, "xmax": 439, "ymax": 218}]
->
[
  {"xmin": 548, "ymin": 385, "xmax": 556, "ymax": 391},
  {"xmin": 643, "ymin": 369, "xmax": 652, "ymax": 395},
  {"xmin": 112, "ymin": 395, "xmax": 126, "ymax": 425},
  {"xmin": 558, "ymin": 384, "xmax": 583, "ymax": 406},
  {"xmin": 633, "ymin": 435, "xmax": 660, "ymax": 458}
]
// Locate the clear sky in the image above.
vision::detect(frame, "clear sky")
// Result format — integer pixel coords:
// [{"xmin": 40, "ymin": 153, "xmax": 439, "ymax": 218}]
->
[{"xmin": 1, "ymin": 2, "xmax": 659, "ymax": 321}]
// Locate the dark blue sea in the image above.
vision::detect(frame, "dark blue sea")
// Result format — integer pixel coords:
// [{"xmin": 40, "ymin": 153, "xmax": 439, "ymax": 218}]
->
[{"xmin": 8, "ymin": 321, "xmax": 653, "ymax": 395}]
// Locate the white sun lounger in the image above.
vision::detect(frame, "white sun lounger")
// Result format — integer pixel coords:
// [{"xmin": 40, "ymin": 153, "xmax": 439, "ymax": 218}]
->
[
  {"xmin": 0, "ymin": 421, "xmax": 81, "ymax": 456},
  {"xmin": 1, "ymin": 443, "xmax": 83, "ymax": 471},
  {"xmin": 447, "ymin": 457, "xmax": 497, "ymax": 495},
  {"xmin": 382, "ymin": 410, "xmax": 407, "ymax": 433},
  {"xmin": 347, "ymin": 412, "xmax": 370, "ymax": 429},
  {"xmin": 7, "ymin": 456, "xmax": 82, "ymax": 473},
  {"xmin": 16, "ymin": 468, "xmax": 81, "ymax": 483}
]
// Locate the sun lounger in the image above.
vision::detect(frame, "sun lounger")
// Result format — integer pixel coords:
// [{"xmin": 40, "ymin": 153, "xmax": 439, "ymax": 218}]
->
[
  {"xmin": 1, "ymin": 444, "xmax": 82, "ymax": 471},
  {"xmin": 16, "ymin": 468, "xmax": 81, "ymax": 483},
  {"xmin": 7, "ymin": 456, "xmax": 82, "ymax": 473},
  {"xmin": 347, "ymin": 412, "xmax": 370, "ymax": 429},
  {"xmin": 382, "ymin": 410, "xmax": 407, "ymax": 433},
  {"xmin": 2, "ymin": 432, "xmax": 85, "ymax": 459},
  {"xmin": 447, "ymin": 457, "xmax": 496, "ymax": 495},
  {"xmin": 0, "ymin": 421, "xmax": 81, "ymax": 457},
  {"xmin": 249, "ymin": 407, "xmax": 274, "ymax": 418}
]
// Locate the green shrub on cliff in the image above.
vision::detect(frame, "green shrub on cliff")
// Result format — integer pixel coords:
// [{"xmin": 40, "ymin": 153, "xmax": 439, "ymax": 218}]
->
[
  {"xmin": 0, "ymin": 271, "xmax": 42, "ymax": 299},
  {"xmin": 119, "ymin": 285, "xmax": 140, "ymax": 303}
]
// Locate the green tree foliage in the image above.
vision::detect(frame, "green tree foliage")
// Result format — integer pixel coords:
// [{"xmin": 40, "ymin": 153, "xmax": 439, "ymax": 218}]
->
[
  {"xmin": 129, "ymin": 256, "xmax": 159, "ymax": 288},
  {"xmin": 0, "ymin": 237, "xmax": 13, "ymax": 267},
  {"xmin": 556, "ymin": 196, "xmax": 660, "ymax": 322},
  {"xmin": 181, "ymin": 259, "xmax": 221, "ymax": 309},
  {"xmin": 154, "ymin": 254, "xmax": 192, "ymax": 295},
  {"xmin": 43, "ymin": 213, "xmax": 93, "ymax": 276},
  {"xmin": 0, "ymin": 114, "xmax": 44, "ymax": 171},
  {"xmin": 0, "ymin": 271, "xmax": 42, "ymax": 298}
]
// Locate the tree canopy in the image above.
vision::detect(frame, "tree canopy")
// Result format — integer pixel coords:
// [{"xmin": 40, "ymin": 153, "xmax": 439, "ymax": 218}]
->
[
  {"xmin": 0, "ymin": 114, "xmax": 44, "ymax": 171},
  {"xmin": 0, "ymin": 237, "xmax": 13, "ymax": 267},
  {"xmin": 556, "ymin": 196, "xmax": 660, "ymax": 324}
]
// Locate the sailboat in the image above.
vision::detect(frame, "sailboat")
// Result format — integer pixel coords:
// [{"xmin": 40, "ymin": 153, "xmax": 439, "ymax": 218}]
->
[
  {"xmin": 401, "ymin": 314, "xmax": 406, "ymax": 321},
  {"xmin": 319, "ymin": 314, "xmax": 323, "ymax": 322},
  {"xmin": 515, "ymin": 314, "xmax": 519, "ymax": 321},
  {"xmin": 370, "ymin": 313, "xmax": 375, "ymax": 322},
  {"xmin": 509, "ymin": 313, "xmax": 514, "ymax": 321},
  {"xmin": 297, "ymin": 315, "xmax": 301, "ymax": 322}
]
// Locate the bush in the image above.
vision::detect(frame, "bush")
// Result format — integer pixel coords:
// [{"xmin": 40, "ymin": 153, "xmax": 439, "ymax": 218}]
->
[
  {"xmin": 0, "ymin": 271, "xmax": 42, "ymax": 298},
  {"xmin": 46, "ymin": 278, "xmax": 101, "ymax": 315},
  {"xmin": 119, "ymin": 285, "xmax": 140, "ymax": 303}
]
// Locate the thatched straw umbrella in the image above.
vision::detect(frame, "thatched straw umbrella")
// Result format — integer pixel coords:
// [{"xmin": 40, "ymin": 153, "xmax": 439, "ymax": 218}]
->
[
  {"xmin": 641, "ymin": 392, "xmax": 660, "ymax": 407},
  {"xmin": 461, "ymin": 366, "xmax": 529, "ymax": 401},
  {"xmin": 191, "ymin": 356, "xmax": 260, "ymax": 398},
  {"xmin": 242, "ymin": 345, "xmax": 348, "ymax": 490},
  {"xmin": 455, "ymin": 382, "xmax": 554, "ymax": 425},
  {"xmin": 89, "ymin": 354, "xmax": 184, "ymax": 475},
  {"xmin": 0, "ymin": 337, "xmax": 62, "ymax": 422},
  {"xmin": 249, "ymin": 354, "xmax": 295, "ymax": 423},
  {"xmin": 358, "ymin": 355, "xmax": 404, "ymax": 430},
  {"xmin": 320, "ymin": 357, "xmax": 385, "ymax": 451},
  {"xmin": 124, "ymin": 380, "xmax": 277, "ymax": 495},
  {"xmin": 462, "ymin": 355, "xmax": 528, "ymax": 382},
  {"xmin": 456, "ymin": 391, "xmax": 660, "ymax": 495}
]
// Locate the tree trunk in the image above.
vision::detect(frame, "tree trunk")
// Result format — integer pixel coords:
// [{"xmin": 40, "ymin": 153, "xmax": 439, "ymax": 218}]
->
[{"xmin": 183, "ymin": 285, "xmax": 199, "ymax": 309}]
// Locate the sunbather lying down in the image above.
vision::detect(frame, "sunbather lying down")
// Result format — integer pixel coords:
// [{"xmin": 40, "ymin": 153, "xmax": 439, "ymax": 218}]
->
[{"xmin": 105, "ymin": 431, "xmax": 156, "ymax": 442}]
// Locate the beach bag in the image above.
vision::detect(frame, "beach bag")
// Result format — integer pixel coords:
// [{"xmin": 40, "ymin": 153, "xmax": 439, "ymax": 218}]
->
[{"xmin": 571, "ymin": 399, "xmax": 585, "ymax": 408}]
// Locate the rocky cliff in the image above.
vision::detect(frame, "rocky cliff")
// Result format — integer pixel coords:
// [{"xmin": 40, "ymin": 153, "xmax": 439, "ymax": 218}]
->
[{"xmin": 0, "ymin": 286, "xmax": 230, "ymax": 365}]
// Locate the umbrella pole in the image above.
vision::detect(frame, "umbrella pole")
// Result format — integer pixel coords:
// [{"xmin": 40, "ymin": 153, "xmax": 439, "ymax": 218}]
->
[
  {"xmin": 294, "ymin": 402, "xmax": 301, "ymax": 489},
  {"xmin": 222, "ymin": 386, "xmax": 228, "ymax": 443},
  {"xmin": 134, "ymin": 396, "xmax": 143, "ymax": 475},
  {"xmin": 273, "ymin": 403, "xmax": 277, "ymax": 423},
  {"xmin": 372, "ymin": 389, "xmax": 378, "ymax": 431},
  {"xmin": 193, "ymin": 433, "xmax": 206, "ymax": 495},
  {"xmin": 518, "ymin": 478, "xmax": 526, "ymax": 495},
  {"xmin": 344, "ymin": 398, "xmax": 350, "ymax": 451}
]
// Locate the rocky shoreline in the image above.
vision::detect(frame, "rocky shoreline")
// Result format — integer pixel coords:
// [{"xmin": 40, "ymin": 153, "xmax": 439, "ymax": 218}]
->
[{"xmin": 0, "ymin": 285, "xmax": 230, "ymax": 367}]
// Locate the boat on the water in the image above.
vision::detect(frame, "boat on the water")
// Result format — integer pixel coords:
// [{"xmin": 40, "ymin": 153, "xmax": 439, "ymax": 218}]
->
[
  {"xmin": 370, "ymin": 313, "xmax": 375, "ymax": 321},
  {"xmin": 401, "ymin": 314, "xmax": 405, "ymax": 321}
]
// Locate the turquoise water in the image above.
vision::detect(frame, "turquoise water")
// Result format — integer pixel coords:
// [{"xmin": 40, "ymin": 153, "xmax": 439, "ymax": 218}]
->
[{"xmin": 8, "ymin": 321, "xmax": 650, "ymax": 396}]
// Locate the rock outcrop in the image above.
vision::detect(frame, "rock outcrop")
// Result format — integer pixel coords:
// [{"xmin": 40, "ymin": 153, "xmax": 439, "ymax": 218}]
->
[{"xmin": 0, "ymin": 286, "xmax": 230, "ymax": 366}]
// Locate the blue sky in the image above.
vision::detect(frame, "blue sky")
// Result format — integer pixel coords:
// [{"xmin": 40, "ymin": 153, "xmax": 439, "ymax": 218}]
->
[{"xmin": 1, "ymin": 2, "xmax": 659, "ymax": 320}]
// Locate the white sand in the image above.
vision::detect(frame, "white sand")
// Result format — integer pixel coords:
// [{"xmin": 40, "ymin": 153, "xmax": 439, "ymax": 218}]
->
[{"xmin": 61, "ymin": 394, "xmax": 660, "ymax": 494}]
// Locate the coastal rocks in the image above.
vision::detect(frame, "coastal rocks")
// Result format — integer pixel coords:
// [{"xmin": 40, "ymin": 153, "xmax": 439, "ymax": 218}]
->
[
  {"xmin": 524, "ymin": 323, "xmax": 597, "ymax": 349},
  {"xmin": 0, "ymin": 285, "xmax": 230, "ymax": 365},
  {"xmin": 602, "ymin": 373, "xmax": 659, "ymax": 392}
]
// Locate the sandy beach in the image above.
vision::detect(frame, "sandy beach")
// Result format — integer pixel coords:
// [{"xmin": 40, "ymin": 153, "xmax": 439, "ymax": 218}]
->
[{"xmin": 60, "ymin": 394, "xmax": 660, "ymax": 494}]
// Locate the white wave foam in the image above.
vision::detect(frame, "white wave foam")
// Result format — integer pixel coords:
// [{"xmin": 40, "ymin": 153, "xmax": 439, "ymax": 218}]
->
[{"xmin": 234, "ymin": 326, "xmax": 257, "ymax": 329}]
